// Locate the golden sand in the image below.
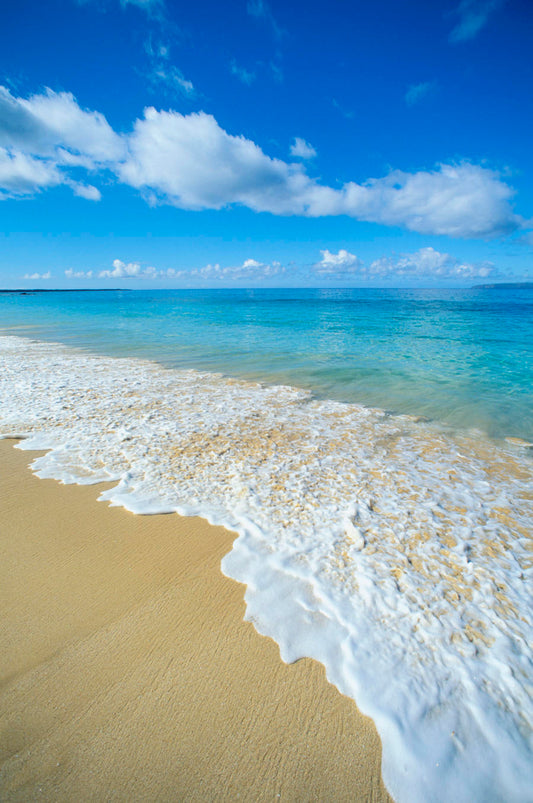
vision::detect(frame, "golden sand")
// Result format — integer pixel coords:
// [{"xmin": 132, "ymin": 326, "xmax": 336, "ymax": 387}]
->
[{"xmin": 0, "ymin": 440, "xmax": 391, "ymax": 802}]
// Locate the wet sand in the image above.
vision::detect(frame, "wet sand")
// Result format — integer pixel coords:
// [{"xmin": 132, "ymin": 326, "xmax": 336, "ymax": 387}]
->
[{"xmin": 0, "ymin": 439, "xmax": 391, "ymax": 801}]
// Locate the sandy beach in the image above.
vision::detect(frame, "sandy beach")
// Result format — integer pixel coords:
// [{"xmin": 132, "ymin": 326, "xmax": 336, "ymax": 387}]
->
[{"xmin": 0, "ymin": 439, "xmax": 391, "ymax": 801}]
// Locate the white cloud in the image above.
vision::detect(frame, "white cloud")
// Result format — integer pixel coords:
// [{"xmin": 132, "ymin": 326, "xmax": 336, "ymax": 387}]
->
[
  {"xmin": 92, "ymin": 256, "xmax": 285, "ymax": 285},
  {"xmin": 312, "ymin": 247, "xmax": 495, "ymax": 283},
  {"xmin": 405, "ymin": 81, "xmax": 435, "ymax": 106},
  {"xmin": 338, "ymin": 163, "xmax": 520, "ymax": 238},
  {"xmin": 0, "ymin": 147, "xmax": 62, "ymax": 197},
  {"xmin": 290, "ymin": 137, "xmax": 317, "ymax": 159},
  {"xmin": 0, "ymin": 85, "xmax": 123, "ymax": 198},
  {"xmin": 99, "ymin": 258, "xmax": 158, "ymax": 278},
  {"xmin": 315, "ymin": 249, "xmax": 363, "ymax": 274},
  {"xmin": 62, "ymin": 249, "xmax": 498, "ymax": 288},
  {"xmin": 367, "ymin": 247, "xmax": 494, "ymax": 280},
  {"xmin": 230, "ymin": 60, "xmax": 256, "ymax": 86},
  {"xmin": 449, "ymin": 0, "xmax": 504, "ymax": 43},
  {"xmin": 71, "ymin": 183, "xmax": 102, "ymax": 201},
  {"xmin": 0, "ymin": 85, "xmax": 525, "ymax": 240},
  {"xmin": 23, "ymin": 271, "xmax": 51, "ymax": 280},
  {"xmin": 65, "ymin": 269, "xmax": 94, "ymax": 278},
  {"xmin": 12, "ymin": 87, "xmax": 124, "ymax": 162},
  {"xmin": 118, "ymin": 107, "xmax": 315, "ymax": 213},
  {"xmin": 96, "ymin": 257, "xmax": 280, "ymax": 283},
  {"xmin": 119, "ymin": 110, "xmax": 521, "ymax": 237},
  {"xmin": 97, "ymin": 259, "xmax": 184, "ymax": 281},
  {"xmin": 189, "ymin": 258, "xmax": 284, "ymax": 284}
]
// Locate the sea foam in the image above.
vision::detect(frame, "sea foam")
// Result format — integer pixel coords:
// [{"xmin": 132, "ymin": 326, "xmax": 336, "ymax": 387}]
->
[{"xmin": 1, "ymin": 334, "xmax": 532, "ymax": 802}]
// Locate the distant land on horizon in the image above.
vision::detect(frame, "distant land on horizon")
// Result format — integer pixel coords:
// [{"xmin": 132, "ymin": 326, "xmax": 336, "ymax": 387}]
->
[
  {"xmin": 472, "ymin": 282, "xmax": 533, "ymax": 289},
  {"xmin": 2, "ymin": 283, "xmax": 533, "ymax": 294},
  {"xmin": 0, "ymin": 288, "xmax": 128, "ymax": 294}
]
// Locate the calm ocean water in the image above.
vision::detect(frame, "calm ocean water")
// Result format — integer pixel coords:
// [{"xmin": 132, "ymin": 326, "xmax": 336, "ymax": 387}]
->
[
  {"xmin": 1, "ymin": 286, "xmax": 532, "ymax": 441},
  {"xmin": 1, "ymin": 286, "xmax": 532, "ymax": 802}
]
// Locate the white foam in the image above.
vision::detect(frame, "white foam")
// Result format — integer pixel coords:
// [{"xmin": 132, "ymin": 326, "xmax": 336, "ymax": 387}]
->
[{"xmin": 1, "ymin": 334, "xmax": 532, "ymax": 801}]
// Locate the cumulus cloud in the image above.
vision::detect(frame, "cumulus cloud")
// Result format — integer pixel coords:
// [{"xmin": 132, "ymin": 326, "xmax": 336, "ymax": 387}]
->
[
  {"xmin": 65, "ymin": 269, "xmax": 94, "ymax": 278},
  {"xmin": 313, "ymin": 247, "xmax": 495, "ymax": 282},
  {"xmin": 0, "ymin": 148, "xmax": 62, "ymax": 198},
  {"xmin": 167, "ymin": 249, "xmax": 494, "ymax": 286},
  {"xmin": 230, "ymin": 60, "xmax": 256, "ymax": 86},
  {"xmin": 315, "ymin": 249, "xmax": 363, "ymax": 274},
  {"xmin": 341, "ymin": 163, "xmax": 521, "ymax": 238},
  {"xmin": 290, "ymin": 137, "xmax": 317, "ymax": 159},
  {"xmin": 23, "ymin": 271, "xmax": 51, "ymax": 280},
  {"xmin": 71, "ymin": 183, "xmax": 101, "ymax": 200},
  {"xmin": 62, "ymin": 249, "xmax": 498, "ymax": 288},
  {"xmin": 118, "ymin": 107, "xmax": 317, "ymax": 213},
  {"xmin": 188, "ymin": 258, "xmax": 284, "ymax": 284},
  {"xmin": 119, "ymin": 106, "xmax": 521, "ymax": 238},
  {"xmin": 449, "ymin": 0, "xmax": 504, "ymax": 43},
  {"xmin": 0, "ymin": 85, "xmax": 123, "ymax": 198},
  {"xmin": 2, "ymin": 86, "xmax": 124, "ymax": 162},
  {"xmin": 405, "ymin": 81, "xmax": 435, "ymax": 106},
  {"xmin": 99, "ymin": 258, "xmax": 158, "ymax": 279},
  {"xmin": 0, "ymin": 85, "xmax": 526, "ymax": 240},
  {"xmin": 368, "ymin": 247, "xmax": 494, "ymax": 280},
  {"xmin": 93, "ymin": 256, "xmax": 285, "ymax": 285}
]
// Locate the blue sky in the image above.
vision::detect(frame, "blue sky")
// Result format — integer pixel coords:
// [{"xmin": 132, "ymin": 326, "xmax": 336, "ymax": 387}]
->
[{"xmin": 1, "ymin": 0, "xmax": 532, "ymax": 288}]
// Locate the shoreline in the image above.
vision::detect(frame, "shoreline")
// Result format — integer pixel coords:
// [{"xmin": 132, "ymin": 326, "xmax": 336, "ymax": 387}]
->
[{"xmin": 0, "ymin": 439, "xmax": 391, "ymax": 801}]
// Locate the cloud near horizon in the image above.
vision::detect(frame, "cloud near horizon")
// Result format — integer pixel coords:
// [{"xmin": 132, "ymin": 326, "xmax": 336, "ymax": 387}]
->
[
  {"xmin": 0, "ymin": 85, "xmax": 526, "ymax": 240},
  {"xmin": 99, "ymin": 258, "xmax": 158, "ymax": 278},
  {"xmin": 65, "ymin": 268, "xmax": 94, "ymax": 278},
  {"xmin": 316, "ymin": 249, "xmax": 363, "ymax": 274},
  {"xmin": 66, "ymin": 249, "xmax": 496, "ymax": 286},
  {"xmin": 23, "ymin": 270, "xmax": 51, "ymax": 280},
  {"xmin": 80, "ymin": 257, "xmax": 286, "ymax": 284},
  {"xmin": 184, "ymin": 258, "xmax": 285, "ymax": 283},
  {"xmin": 314, "ymin": 247, "xmax": 495, "ymax": 281}
]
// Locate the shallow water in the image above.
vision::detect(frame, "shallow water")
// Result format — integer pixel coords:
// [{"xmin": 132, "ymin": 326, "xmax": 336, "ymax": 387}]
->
[{"xmin": 1, "ymin": 286, "xmax": 532, "ymax": 441}]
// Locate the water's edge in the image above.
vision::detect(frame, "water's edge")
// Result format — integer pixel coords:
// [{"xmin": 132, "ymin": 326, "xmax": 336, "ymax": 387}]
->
[{"xmin": 1, "ymin": 334, "xmax": 532, "ymax": 803}]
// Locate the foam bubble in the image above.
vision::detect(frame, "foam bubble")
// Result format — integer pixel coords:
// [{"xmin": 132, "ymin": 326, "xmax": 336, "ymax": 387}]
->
[{"xmin": 1, "ymin": 334, "xmax": 532, "ymax": 802}]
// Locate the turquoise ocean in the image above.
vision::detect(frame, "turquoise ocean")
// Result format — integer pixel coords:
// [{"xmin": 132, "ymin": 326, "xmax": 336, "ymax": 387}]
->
[
  {"xmin": 1, "ymin": 286, "xmax": 532, "ymax": 802},
  {"xmin": 1, "ymin": 286, "xmax": 532, "ymax": 441}
]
